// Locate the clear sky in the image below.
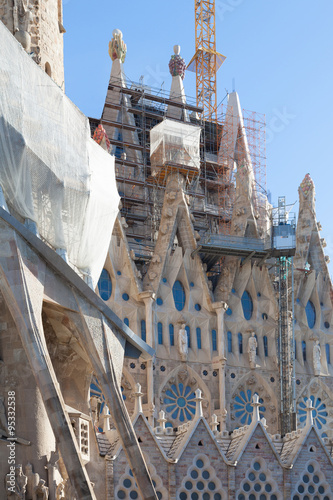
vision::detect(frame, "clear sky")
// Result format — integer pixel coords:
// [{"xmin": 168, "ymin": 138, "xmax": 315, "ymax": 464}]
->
[{"xmin": 63, "ymin": 0, "xmax": 333, "ymax": 275}]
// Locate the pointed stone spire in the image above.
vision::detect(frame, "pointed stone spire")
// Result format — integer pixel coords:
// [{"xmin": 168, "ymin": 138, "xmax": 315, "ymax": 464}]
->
[
  {"xmin": 210, "ymin": 414, "xmax": 219, "ymax": 433},
  {"xmin": 157, "ymin": 410, "xmax": 167, "ymax": 431},
  {"xmin": 305, "ymin": 398, "xmax": 314, "ymax": 427},
  {"xmin": 134, "ymin": 383, "xmax": 144, "ymax": 414},
  {"xmin": 167, "ymin": 45, "xmax": 189, "ymax": 122},
  {"xmin": 195, "ymin": 388, "xmax": 203, "ymax": 419},
  {"xmin": 251, "ymin": 394, "xmax": 261, "ymax": 424},
  {"xmin": 299, "ymin": 173, "xmax": 315, "ymax": 211}
]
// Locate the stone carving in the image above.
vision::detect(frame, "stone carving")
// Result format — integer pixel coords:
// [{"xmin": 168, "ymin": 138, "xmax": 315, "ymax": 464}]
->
[
  {"xmin": 178, "ymin": 324, "xmax": 188, "ymax": 362},
  {"xmin": 109, "ymin": 29, "xmax": 127, "ymax": 63},
  {"xmin": 25, "ymin": 463, "xmax": 39, "ymax": 500},
  {"xmin": 313, "ymin": 341, "xmax": 321, "ymax": 376},
  {"xmin": 33, "ymin": 479, "xmax": 48, "ymax": 500},
  {"xmin": 168, "ymin": 45, "xmax": 186, "ymax": 79},
  {"xmin": 248, "ymin": 332, "xmax": 257, "ymax": 369},
  {"xmin": 6, "ymin": 465, "xmax": 27, "ymax": 499},
  {"xmin": 13, "ymin": 0, "xmax": 32, "ymax": 51}
]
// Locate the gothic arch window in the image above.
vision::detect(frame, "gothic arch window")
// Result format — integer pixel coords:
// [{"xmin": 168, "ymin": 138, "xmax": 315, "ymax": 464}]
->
[
  {"xmin": 169, "ymin": 324, "xmax": 174, "ymax": 346},
  {"xmin": 238, "ymin": 333, "xmax": 243, "ymax": 354},
  {"xmin": 177, "ymin": 454, "xmax": 226, "ymax": 500},
  {"xmin": 292, "ymin": 460, "xmax": 333, "ymax": 499},
  {"xmin": 141, "ymin": 320, "xmax": 146, "ymax": 342},
  {"xmin": 196, "ymin": 328, "xmax": 202, "ymax": 349},
  {"xmin": 241, "ymin": 291, "xmax": 253, "ymax": 320},
  {"xmin": 186, "ymin": 326, "xmax": 191, "ymax": 348},
  {"xmin": 227, "ymin": 331, "xmax": 232, "ymax": 353},
  {"xmin": 124, "ymin": 318, "xmax": 129, "ymax": 327},
  {"xmin": 305, "ymin": 300, "xmax": 316, "ymax": 329},
  {"xmin": 173, "ymin": 280, "xmax": 186, "ymax": 311},
  {"xmin": 158, "ymin": 322, "xmax": 163, "ymax": 345},
  {"xmin": 326, "ymin": 344, "xmax": 330, "ymax": 365},
  {"xmin": 212, "ymin": 329, "xmax": 217, "ymax": 351},
  {"xmin": 302, "ymin": 341, "xmax": 307, "ymax": 361},
  {"xmin": 236, "ymin": 458, "xmax": 281, "ymax": 500},
  {"xmin": 263, "ymin": 336, "xmax": 268, "ymax": 357},
  {"xmin": 98, "ymin": 268, "xmax": 112, "ymax": 301}
]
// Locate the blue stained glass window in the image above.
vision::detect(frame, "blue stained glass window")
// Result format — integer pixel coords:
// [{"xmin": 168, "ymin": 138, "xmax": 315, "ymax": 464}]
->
[
  {"xmin": 255, "ymin": 334, "xmax": 259, "ymax": 355},
  {"xmin": 169, "ymin": 324, "xmax": 174, "ymax": 346},
  {"xmin": 294, "ymin": 340, "xmax": 297, "ymax": 360},
  {"xmin": 185, "ymin": 326, "xmax": 191, "ymax": 348},
  {"xmin": 98, "ymin": 269, "xmax": 112, "ymax": 301},
  {"xmin": 172, "ymin": 280, "xmax": 186, "ymax": 311},
  {"xmin": 226, "ymin": 307, "xmax": 232, "ymax": 316},
  {"xmin": 263, "ymin": 336, "xmax": 268, "ymax": 357},
  {"xmin": 156, "ymin": 297, "xmax": 163, "ymax": 306},
  {"xmin": 122, "ymin": 293, "xmax": 129, "ymax": 301},
  {"xmin": 326, "ymin": 344, "xmax": 330, "ymax": 365},
  {"xmin": 124, "ymin": 318, "xmax": 129, "ymax": 327},
  {"xmin": 195, "ymin": 303, "xmax": 201, "ymax": 311},
  {"xmin": 241, "ymin": 291, "xmax": 253, "ymax": 320},
  {"xmin": 212, "ymin": 329, "xmax": 217, "ymax": 351},
  {"xmin": 141, "ymin": 320, "xmax": 146, "ymax": 342},
  {"xmin": 305, "ymin": 300, "xmax": 316, "ymax": 329},
  {"xmin": 238, "ymin": 333, "xmax": 243, "ymax": 354},
  {"xmin": 196, "ymin": 328, "xmax": 202, "ymax": 349},
  {"xmin": 158, "ymin": 322, "xmax": 163, "ymax": 345},
  {"xmin": 227, "ymin": 331, "xmax": 232, "ymax": 353},
  {"xmin": 302, "ymin": 340, "xmax": 307, "ymax": 361}
]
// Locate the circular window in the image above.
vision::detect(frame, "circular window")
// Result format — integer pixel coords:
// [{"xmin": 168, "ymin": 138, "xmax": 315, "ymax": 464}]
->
[
  {"xmin": 241, "ymin": 291, "xmax": 253, "ymax": 320},
  {"xmin": 325, "ymin": 321, "xmax": 330, "ymax": 329},
  {"xmin": 226, "ymin": 307, "xmax": 232, "ymax": 316},
  {"xmin": 122, "ymin": 293, "xmax": 129, "ymax": 301},
  {"xmin": 195, "ymin": 304, "xmax": 201, "ymax": 311},
  {"xmin": 305, "ymin": 300, "xmax": 316, "ymax": 328},
  {"xmin": 98, "ymin": 269, "xmax": 112, "ymax": 301},
  {"xmin": 173, "ymin": 280, "xmax": 186, "ymax": 311},
  {"xmin": 156, "ymin": 297, "xmax": 163, "ymax": 306}
]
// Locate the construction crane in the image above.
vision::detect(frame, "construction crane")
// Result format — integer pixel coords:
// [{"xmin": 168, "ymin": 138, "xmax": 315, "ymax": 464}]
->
[{"xmin": 187, "ymin": 0, "xmax": 226, "ymax": 120}]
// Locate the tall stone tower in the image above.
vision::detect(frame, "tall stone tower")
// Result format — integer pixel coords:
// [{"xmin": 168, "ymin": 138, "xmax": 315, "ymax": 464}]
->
[{"xmin": 0, "ymin": 0, "xmax": 65, "ymax": 87}]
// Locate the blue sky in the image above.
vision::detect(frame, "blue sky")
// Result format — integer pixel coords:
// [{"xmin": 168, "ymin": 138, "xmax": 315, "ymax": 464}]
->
[{"xmin": 63, "ymin": 0, "xmax": 333, "ymax": 275}]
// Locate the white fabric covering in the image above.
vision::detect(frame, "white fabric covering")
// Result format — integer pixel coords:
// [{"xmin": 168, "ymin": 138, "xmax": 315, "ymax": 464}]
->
[
  {"xmin": 150, "ymin": 119, "xmax": 201, "ymax": 170},
  {"xmin": 0, "ymin": 21, "xmax": 119, "ymax": 286}
]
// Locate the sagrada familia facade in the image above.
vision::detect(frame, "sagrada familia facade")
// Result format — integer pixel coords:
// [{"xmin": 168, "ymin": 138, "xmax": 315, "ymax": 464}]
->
[{"xmin": 0, "ymin": 1, "xmax": 333, "ymax": 499}]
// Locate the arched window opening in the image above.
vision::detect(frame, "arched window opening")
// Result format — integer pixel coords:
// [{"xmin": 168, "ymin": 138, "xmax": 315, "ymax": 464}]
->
[
  {"xmin": 302, "ymin": 340, "xmax": 307, "ymax": 361},
  {"xmin": 238, "ymin": 333, "xmax": 243, "ymax": 354},
  {"xmin": 141, "ymin": 320, "xmax": 146, "ymax": 342},
  {"xmin": 158, "ymin": 322, "xmax": 163, "ymax": 345},
  {"xmin": 305, "ymin": 300, "xmax": 316, "ymax": 329},
  {"xmin": 263, "ymin": 336, "xmax": 268, "ymax": 357},
  {"xmin": 169, "ymin": 324, "xmax": 174, "ymax": 346},
  {"xmin": 212, "ymin": 329, "xmax": 217, "ymax": 351},
  {"xmin": 241, "ymin": 290, "xmax": 253, "ymax": 320},
  {"xmin": 172, "ymin": 280, "xmax": 186, "ymax": 311},
  {"xmin": 196, "ymin": 328, "xmax": 202, "ymax": 349},
  {"xmin": 326, "ymin": 343, "xmax": 330, "ymax": 365},
  {"xmin": 185, "ymin": 326, "xmax": 191, "ymax": 348},
  {"xmin": 227, "ymin": 331, "xmax": 232, "ymax": 353},
  {"xmin": 124, "ymin": 317, "xmax": 129, "ymax": 327},
  {"xmin": 97, "ymin": 268, "xmax": 112, "ymax": 301}
]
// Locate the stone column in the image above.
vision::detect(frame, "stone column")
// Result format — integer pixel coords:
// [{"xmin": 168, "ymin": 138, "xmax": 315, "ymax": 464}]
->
[{"xmin": 212, "ymin": 302, "xmax": 228, "ymax": 421}]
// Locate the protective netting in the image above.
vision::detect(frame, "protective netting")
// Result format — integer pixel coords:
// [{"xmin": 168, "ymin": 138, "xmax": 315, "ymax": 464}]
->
[
  {"xmin": 150, "ymin": 119, "xmax": 201, "ymax": 171},
  {"xmin": 0, "ymin": 21, "xmax": 119, "ymax": 286}
]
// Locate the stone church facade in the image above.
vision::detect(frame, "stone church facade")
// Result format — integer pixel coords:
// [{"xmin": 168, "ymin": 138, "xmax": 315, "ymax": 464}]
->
[{"xmin": 0, "ymin": 3, "xmax": 333, "ymax": 500}]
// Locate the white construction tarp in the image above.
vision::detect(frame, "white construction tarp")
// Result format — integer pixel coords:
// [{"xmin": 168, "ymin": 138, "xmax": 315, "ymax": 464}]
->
[
  {"xmin": 150, "ymin": 119, "xmax": 201, "ymax": 170},
  {"xmin": 0, "ymin": 21, "xmax": 119, "ymax": 286}
]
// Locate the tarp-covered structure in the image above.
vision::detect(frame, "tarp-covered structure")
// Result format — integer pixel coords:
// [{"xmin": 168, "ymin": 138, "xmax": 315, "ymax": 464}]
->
[
  {"xmin": 0, "ymin": 21, "xmax": 119, "ymax": 286},
  {"xmin": 150, "ymin": 119, "xmax": 201, "ymax": 174}
]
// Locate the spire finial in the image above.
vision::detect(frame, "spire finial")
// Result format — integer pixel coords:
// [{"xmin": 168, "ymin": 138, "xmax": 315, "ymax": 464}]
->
[
  {"xmin": 195, "ymin": 388, "xmax": 203, "ymax": 418},
  {"xmin": 210, "ymin": 414, "xmax": 219, "ymax": 432},
  {"xmin": 109, "ymin": 29, "xmax": 127, "ymax": 63},
  {"xmin": 157, "ymin": 410, "xmax": 167, "ymax": 431},
  {"xmin": 251, "ymin": 394, "xmax": 261, "ymax": 424},
  {"xmin": 134, "ymin": 383, "xmax": 144, "ymax": 414},
  {"xmin": 169, "ymin": 46, "xmax": 186, "ymax": 79}
]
